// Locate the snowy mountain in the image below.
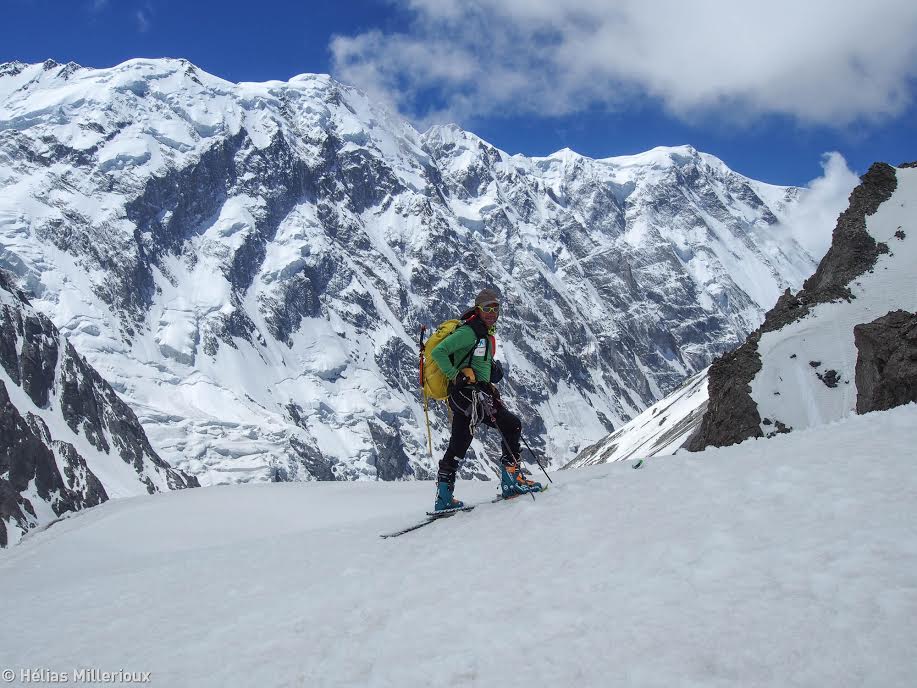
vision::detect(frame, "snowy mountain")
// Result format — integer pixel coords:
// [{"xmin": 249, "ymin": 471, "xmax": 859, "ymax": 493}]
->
[
  {"xmin": 570, "ymin": 161, "xmax": 916, "ymax": 468},
  {"xmin": 0, "ymin": 269, "xmax": 196, "ymax": 547},
  {"xmin": 0, "ymin": 58, "xmax": 817, "ymax": 485},
  {"xmin": 1, "ymin": 402, "xmax": 915, "ymax": 685}
]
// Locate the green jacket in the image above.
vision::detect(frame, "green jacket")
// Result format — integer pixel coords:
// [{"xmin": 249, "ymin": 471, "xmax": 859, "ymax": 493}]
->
[{"xmin": 430, "ymin": 322, "xmax": 495, "ymax": 384}]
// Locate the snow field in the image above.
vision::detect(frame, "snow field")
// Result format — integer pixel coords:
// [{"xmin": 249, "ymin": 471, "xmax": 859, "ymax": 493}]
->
[{"xmin": 2, "ymin": 404, "xmax": 916, "ymax": 687}]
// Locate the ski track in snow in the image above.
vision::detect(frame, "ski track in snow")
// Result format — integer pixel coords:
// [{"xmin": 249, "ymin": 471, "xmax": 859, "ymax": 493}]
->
[{"xmin": 2, "ymin": 404, "xmax": 916, "ymax": 687}]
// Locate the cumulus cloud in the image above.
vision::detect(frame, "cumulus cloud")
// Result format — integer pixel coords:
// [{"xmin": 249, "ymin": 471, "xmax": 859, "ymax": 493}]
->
[
  {"xmin": 330, "ymin": 0, "xmax": 917, "ymax": 128},
  {"xmin": 781, "ymin": 153, "xmax": 860, "ymax": 260}
]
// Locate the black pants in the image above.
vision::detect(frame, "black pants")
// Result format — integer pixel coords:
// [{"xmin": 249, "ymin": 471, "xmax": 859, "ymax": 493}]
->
[{"xmin": 437, "ymin": 384, "xmax": 522, "ymax": 485}]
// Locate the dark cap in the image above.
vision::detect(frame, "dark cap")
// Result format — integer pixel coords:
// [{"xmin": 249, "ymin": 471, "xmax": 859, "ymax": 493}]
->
[{"xmin": 474, "ymin": 288, "xmax": 500, "ymax": 306}]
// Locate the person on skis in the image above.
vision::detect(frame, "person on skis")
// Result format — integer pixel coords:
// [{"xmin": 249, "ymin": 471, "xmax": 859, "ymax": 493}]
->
[{"xmin": 429, "ymin": 288, "xmax": 543, "ymax": 512}]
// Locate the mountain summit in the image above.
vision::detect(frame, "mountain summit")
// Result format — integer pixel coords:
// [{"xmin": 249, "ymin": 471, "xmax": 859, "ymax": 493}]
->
[{"xmin": 1, "ymin": 58, "xmax": 816, "ymax": 484}]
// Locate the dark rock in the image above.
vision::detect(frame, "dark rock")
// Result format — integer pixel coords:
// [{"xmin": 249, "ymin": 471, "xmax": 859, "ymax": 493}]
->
[
  {"xmin": 895, "ymin": 230, "xmax": 906, "ymax": 240},
  {"xmin": 685, "ymin": 338, "xmax": 764, "ymax": 451},
  {"xmin": 263, "ymin": 258, "xmax": 335, "ymax": 344},
  {"xmin": 0, "ymin": 380, "xmax": 108, "ymax": 547},
  {"xmin": 289, "ymin": 435, "xmax": 337, "ymax": 481},
  {"xmin": 802, "ymin": 162, "xmax": 897, "ymax": 301},
  {"xmin": 809, "ymin": 360, "xmax": 821, "ymax": 368},
  {"xmin": 286, "ymin": 402, "xmax": 308, "ymax": 430},
  {"xmin": 854, "ymin": 310, "xmax": 917, "ymax": 414},
  {"xmin": 368, "ymin": 420, "xmax": 413, "ymax": 480},
  {"xmin": 817, "ymin": 370, "xmax": 840, "ymax": 388},
  {"xmin": 0, "ymin": 61, "xmax": 28, "ymax": 78},
  {"xmin": 767, "ymin": 420, "xmax": 792, "ymax": 437}
]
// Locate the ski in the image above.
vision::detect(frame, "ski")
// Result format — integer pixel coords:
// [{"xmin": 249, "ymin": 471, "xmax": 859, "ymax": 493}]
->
[
  {"xmin": 380, "ymin": 486, "xmax": 548, "ymax": 539},
  {"xmin": 490, "ymin": 483, "xmax": 548, "ymax": 503},
  {"xmin": 424, "ymin": 504, "xmax": 475, "ymax": 517},
  {"xmin": 380, "ymin": 505, "xmax": 475, "ymax": 539},
  {"xmin": 632, "ymin": 459, "xmax": 645, "ymax": 469}
]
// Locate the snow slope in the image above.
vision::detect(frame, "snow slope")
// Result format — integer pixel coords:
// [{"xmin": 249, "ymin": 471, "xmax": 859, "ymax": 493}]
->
[
  {"xmin": 2, "ymin": 404, "xmax": 915, "ymax": 687},
  {"xmin": 564, "ymin": 368, "xmax": 708, "ymax": 468}
]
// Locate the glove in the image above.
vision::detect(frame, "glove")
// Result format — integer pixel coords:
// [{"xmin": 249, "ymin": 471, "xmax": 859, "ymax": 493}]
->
[
  {"xmin": 491, "ymin": 359, "xmax": 504, "ymax": 384},
  {"xmin": 456, "ymin": 367, "xmax": 476, "ymax": 386}
]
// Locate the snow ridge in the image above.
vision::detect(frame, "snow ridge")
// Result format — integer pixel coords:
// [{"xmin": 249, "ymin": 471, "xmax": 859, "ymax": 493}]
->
[{"xmin": 750, "ymin": 166, "xmax": 917, "ymax": 434}]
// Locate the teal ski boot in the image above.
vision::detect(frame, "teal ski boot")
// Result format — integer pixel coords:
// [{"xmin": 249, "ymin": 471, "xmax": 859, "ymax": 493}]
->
[
  {"xmin": 434, "ymin": 481, "xmax": 465, "ymax": 512},
  {"xmin": 500, "ymin": 462, "xmax": 542, "ymax": 498}
]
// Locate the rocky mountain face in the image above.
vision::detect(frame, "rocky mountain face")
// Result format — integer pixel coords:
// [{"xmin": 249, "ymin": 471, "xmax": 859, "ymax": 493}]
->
[
  {"xmin": 0, "ymin": 58, "xmax": 817, "ymax": 485},
  {"xmin": 685, "ymin": 162, "xmax": 917, "ymax": 452},
  {"xmin": 0, "ymin": 270, "xmax": 197, "ymax": 547}
]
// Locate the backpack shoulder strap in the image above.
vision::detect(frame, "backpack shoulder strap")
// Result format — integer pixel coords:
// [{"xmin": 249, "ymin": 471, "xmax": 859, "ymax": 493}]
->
[
  {"xmin": 453, "ymin": 315, "xmax": 489, "ymax": 371},
  {"xmin": 465, "ymin": 316, "xmax": 488, "ymax": 339}
]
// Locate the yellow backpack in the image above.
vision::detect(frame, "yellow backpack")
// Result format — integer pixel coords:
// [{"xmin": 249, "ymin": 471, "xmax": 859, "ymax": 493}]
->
[
  {"xmin": 421, "ymin": 319, "xmax": 462, "ymax": 401},
  {"xmin": 417, "ymin": 318, "xmax": 479, "ymax": 455}
]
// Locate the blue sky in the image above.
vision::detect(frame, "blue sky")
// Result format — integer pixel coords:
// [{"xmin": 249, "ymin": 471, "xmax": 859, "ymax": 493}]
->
[{"xmin": 2, "ymin": 0, "xmax": 916, "ymax": 187}]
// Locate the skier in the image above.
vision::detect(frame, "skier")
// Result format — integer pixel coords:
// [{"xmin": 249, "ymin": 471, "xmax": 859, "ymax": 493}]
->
[{"xmin": 429, "ymin": 288, "xmax": 542, "ymax": 512}]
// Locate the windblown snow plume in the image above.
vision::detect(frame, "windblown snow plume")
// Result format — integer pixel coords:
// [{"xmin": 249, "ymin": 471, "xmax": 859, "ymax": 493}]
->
[{"xmin": 775, "ymin": 152, "xmax": 859, "ymax": 260}]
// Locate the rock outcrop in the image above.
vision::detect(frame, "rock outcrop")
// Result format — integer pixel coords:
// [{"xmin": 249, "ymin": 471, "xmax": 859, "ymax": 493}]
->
[{"xmin": 854, "ymin": 310, "xmax": 917, "ymax": 414}]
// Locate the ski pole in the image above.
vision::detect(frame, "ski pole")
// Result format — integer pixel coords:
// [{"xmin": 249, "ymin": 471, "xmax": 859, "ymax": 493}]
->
[
  {"xmin": 418, "ymin": 325, "xmax": 433, "ymax": 458},
  {"xmin": 520, "ymin": 434, "xmax": 553, "ymax": 484}
]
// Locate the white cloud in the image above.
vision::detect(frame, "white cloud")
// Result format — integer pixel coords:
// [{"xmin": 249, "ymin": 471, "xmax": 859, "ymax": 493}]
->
[
  {"xmin": 134, "ymin": 10, "xmax": 152, "ymax": 33},
  {"xmin": 330, "ymin": 0, "xmax": 917, "ymax": 128},
  {"xmin": 780, "ymin": 153, "xmax": 860, "ymax": 261}
]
